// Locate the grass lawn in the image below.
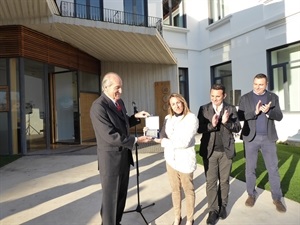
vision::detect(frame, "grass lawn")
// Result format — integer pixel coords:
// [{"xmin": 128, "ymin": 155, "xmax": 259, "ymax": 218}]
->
[{"xmin": 195, "ymin": 143, "xmax": 300, "ymax": 203}]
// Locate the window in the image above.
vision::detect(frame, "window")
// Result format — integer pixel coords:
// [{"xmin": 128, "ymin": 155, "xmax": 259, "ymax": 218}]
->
[
  {"xmin": 163, "ymin": 0, "xmax": 186, "ymax": 28},
  {"xmin": 75, "ymin": 0, "xmax": 87, "ymax": 19},
  {"xmin": 0, "ymin": 86, "xmax": 9, "ymax": 111},
  {"xmin": 179, "ymin": 68, "xmax": 189, "ymax": 105},
  {"xmin": 90, "ymin": 0, "xmax": 102, "ymax": 20},
  {"xmin": 79, "ymin": 71, "xmax": 99, "ymax": 93},
  {"xmin": 208, "ymin": 0, "xmax": 229, "ymax": 24},
  {"xmin": 211, "ymin": 62, "xmax": 238, "ymax": 105},
  {"xmin": 124, "ymin": 0, "xmax": 148, "ymax": 26},
  {"xmin": 268, "ymin": 42, "xmax": 300, "ymax": 112},
  {"xmin": 75, "ymin": 0, "xmax": 103, "ymax": 20}
]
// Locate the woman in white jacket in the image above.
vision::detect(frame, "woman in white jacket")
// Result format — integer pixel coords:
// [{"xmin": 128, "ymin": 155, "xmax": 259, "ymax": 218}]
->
[{"xmin": 154, "ymin": 93, "xmax": 199, "ymax": 225}]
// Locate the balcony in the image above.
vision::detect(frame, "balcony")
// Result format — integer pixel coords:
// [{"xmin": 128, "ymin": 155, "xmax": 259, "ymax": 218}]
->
[
  {"xmin": 0, "ymin": 0, "xmax": 176, "ymax": 64},
  {"xmin": 60, "ymin": 1, "xmax": 162, "ymax": 34}
]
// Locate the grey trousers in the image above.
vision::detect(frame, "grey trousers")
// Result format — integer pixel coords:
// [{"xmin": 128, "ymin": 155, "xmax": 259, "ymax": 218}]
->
[
  {"xmin": 203, "ymin": 151, "xmax": 232, "ymax": 212},
  {"xmin": 244, "ymin": 134, "xmax": 283, "ymax": 200}
]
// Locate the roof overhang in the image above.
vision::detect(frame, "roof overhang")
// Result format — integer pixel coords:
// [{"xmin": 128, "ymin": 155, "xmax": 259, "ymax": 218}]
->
[{"xmin": 0, "ymin": 0, "xmax": 177, "ymax": 65}]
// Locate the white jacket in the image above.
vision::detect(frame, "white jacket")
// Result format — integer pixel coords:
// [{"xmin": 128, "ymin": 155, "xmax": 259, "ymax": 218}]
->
[{"xmin": 161, "ymin": 112, "xmax": 199, "ymax": 173}]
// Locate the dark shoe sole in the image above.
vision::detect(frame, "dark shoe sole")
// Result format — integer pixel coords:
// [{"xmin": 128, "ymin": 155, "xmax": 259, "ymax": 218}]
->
[{"xmin": 219, "ymin": 215, "xmax": 227, "ymax": 220}]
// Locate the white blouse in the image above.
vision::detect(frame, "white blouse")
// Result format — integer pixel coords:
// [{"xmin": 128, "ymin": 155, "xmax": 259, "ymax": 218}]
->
[{"xmin": 161, "ymin": 112, "xmax": 199, "ymax": 173}]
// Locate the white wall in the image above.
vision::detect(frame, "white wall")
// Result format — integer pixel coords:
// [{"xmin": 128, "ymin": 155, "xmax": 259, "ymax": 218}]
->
[
  {"xmin": 54, "ymin": 0, "xmax": 300, "ymax": 142},
  {"xmin": 148, "ymin": 0, "xmax": 163, "ymax": 17},
  {"xmin": 101, "ymin": 62, "xmax": 178, "ymax": 116},
  {"xmin": 163, "ymin": 0, "xmax": 300, "ymax": 142},
  {"xmin": 104, "ymin": 0, "xmax": 123, "ymax": 11}
]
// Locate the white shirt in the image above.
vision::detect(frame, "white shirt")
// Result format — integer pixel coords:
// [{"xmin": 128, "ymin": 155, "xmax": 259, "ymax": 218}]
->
[
  {"xmin": 213, "ymin": 103, "xmax": 223, "ymax": 116},
  {"xmin": 161, "ymin": 112, "xmax": 199, "ymax": 173}
]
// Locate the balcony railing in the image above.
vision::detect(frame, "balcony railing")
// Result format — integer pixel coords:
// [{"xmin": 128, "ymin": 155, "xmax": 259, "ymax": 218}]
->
[{"xmin": 60, "ymin": 1, "xmax": 162, "ymax": 34}]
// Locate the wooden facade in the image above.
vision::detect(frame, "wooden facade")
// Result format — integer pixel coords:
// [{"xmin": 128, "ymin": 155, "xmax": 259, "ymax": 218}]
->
[
  {"xmin": 0, "ymin": 25, "xmax": 100, "ymax": 146},
  {"xmin": 0, "ymin": 25, "xmax": 99, "ymax": 74}
]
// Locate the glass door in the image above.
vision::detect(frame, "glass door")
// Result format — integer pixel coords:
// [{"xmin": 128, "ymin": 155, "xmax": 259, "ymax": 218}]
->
[
  {"xmin": 51, "ymin": 71, "xmax": 80, "ymax": 144},
  {"xmin": 24, "ymin": 59, "xmax": 47, "ymax": 151}
]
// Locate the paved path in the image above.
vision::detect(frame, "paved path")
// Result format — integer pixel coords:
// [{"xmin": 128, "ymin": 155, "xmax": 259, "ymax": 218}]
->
[{"xmin": 0, "ymin": 145, "xmax": 299, "ymax": 225}]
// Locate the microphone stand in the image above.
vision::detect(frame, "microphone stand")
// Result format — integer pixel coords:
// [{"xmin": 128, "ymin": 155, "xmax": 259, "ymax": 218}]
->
[{"xmin": 124, "ymin": 102, "xmax": 155, "ymax": 224}]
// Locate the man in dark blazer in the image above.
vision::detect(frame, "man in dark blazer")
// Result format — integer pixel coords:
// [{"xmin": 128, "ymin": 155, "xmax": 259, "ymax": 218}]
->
[
  {"xmin": 90, "ymin": 72, "xmax": 151, "ymax": 225},
  {"xmin": 197, "ymin": 84, "xmax": 241, "ymax": 225},
  {"xmin": 238, "ymin": 73, "xmax": 286, "ymax": 213}
]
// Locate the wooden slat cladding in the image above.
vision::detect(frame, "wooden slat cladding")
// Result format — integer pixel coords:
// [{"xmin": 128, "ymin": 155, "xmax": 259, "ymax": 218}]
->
[
  {"xmin": 0, "ymin": 26, "xmax": 22, "ymax": 57},
  {"xmin": 78, "ymin": 51, "xmax": 99, "ymax": 73},
  {"xmin": 0, "ymin": 25, "xmax": 100, "ymax": 74}
]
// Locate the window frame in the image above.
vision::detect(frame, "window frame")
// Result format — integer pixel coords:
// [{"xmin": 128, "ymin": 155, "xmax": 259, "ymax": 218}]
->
[
  {"xmin": 267, "ymin": 41, "xmax": 300, "ymax": 112},
  {"xmin": 178, "ymin": 67, "xmax": 189, "ymax": 105}
]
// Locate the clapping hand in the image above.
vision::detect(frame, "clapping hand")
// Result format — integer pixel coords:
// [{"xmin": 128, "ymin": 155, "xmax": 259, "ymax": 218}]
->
[
  {"xmin": 260, "ymin": 101, "xmax": 272, "ymax": 113},
  {"xmin": 222, "ymin": 109, "xmax": 229, "ymax": 124},
  {"xmin": 256, "ymin": 100, "xmax": 272, "ymax": 114},
  {"xmin": 212, "ymin": 113, "xmax": 219, "ymax": 127},
  {"xmin": 255, "ymin": 100, "xmax": 262, "ymax": 115}
]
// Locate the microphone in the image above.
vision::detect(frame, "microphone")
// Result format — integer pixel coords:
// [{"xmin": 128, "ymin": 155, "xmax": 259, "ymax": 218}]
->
[{"xmin": 132, "ymin": 101, "xmax": 138, "ymax": 113}]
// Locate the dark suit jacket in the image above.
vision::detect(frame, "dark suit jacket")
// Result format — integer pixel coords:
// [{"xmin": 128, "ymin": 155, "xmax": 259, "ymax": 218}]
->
[
  {"xmin": 238, "ymin": 91, "xmax": 283, "ymax": 142},
  {"xmin": 90, "ymin": 93, "xmax": 140, "ymax": 175},
  {"xmin": 197, "ymin": 102, "xmax": 241, "ymax": 159}
]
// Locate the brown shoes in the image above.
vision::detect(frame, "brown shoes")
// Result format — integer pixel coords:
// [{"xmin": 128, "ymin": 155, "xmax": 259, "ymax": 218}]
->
[
  {"xmin": 245, "ymin": 195, "xmax": 286, "ymax": 213},
  {"xmin": 245, "ymin": 195, "xmax": 255, "ymax": 207},
  {"xmin": 273, "ymin": 200, "xmax": 287, "ymax": 213}
]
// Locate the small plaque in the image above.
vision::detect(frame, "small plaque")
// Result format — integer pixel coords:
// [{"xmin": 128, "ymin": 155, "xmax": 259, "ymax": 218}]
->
[
  {"xmin": 146, "ymin": 129, "xmax": 159, "ymax": 138},
  {"xmin": 145, "ymin": 116, "xmax": 159, "ymax": 138}
]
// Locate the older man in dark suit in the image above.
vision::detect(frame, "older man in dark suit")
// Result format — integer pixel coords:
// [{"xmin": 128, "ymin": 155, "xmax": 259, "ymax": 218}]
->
[
  {"xmin": 238, "ymin": 73, "xmax": 286, "ymax": 213},
  {"xmin": 90, "ymin": 72, "xmax": 151, "ymax": 225},
  {"xmin": 197, "ymin": 84, "xmax": 241, "ymax": 225}
]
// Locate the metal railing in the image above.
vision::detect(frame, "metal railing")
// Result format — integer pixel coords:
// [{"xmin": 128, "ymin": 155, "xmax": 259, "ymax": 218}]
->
[{"xmin": 60, "ymin": 1, "xmax": 162, "ymax": 34}]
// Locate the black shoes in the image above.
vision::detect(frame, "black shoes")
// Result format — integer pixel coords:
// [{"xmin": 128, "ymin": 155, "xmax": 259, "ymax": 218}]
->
[
  {"xmin": 219, "ymin": 206, "xmax": 227, "ymax": 219},
  {"xmin": 206, "ymin": 211, "xmax": 219, "ymax": 225}
]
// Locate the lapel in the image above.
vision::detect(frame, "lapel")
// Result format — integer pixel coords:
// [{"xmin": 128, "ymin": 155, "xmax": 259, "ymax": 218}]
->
[
  {"xmin": 103, "ymin": 94, "xmax": 125, "ymax": 121},
  {"xmin": 209, "ymin": 102, "xmax": 227, "ymax": 117},
  {"xmin": 247, "ymin": 92, "xmax": 256, "ymax": 111},
  {"xmin": 221, "ymin": 102, "xmax": 230, "ymax": 115},
  {"xmin": 208, "ymin": 103, "xmax": 215, "ymax": 116},
  {"xmin": 266, "ymin": 91, "xmax": 273, "ymax": 106},
  {"xmin": 116, "ymin": 99, "xmax": 127, "ymax": 119}
]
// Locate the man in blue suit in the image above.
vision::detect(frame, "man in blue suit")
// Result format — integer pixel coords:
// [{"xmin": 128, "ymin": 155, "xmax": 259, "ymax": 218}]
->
[
  {"xmin": 238, "ymin": 73, "xmax": 286, "ymax": 213},
  {"xmin": 90, "ymin": 72, "xmax": 152, "ymax": 225}
]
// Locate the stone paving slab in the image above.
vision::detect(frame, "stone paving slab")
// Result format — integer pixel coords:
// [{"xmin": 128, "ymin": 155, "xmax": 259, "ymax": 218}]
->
[{"xmin": 1, "ymin": 151, "xmax": 299, "ymax": 225}]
